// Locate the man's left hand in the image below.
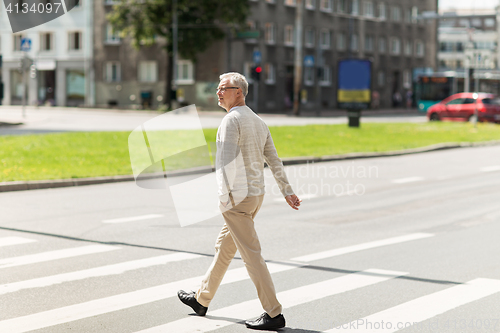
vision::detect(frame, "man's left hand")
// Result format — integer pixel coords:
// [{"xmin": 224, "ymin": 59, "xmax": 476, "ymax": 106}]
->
[{"xmin": 285, "ymin": 194, "xmax": 302, "ymax": 210}]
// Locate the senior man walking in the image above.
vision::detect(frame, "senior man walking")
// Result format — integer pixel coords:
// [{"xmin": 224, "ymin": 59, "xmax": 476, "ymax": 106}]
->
[{"xmin": 178, "ymin": 72, "xmax": 301, "ymax": 331}]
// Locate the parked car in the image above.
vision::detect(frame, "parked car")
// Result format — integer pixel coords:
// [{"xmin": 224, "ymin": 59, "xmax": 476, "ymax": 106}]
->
[{"xmin": 427, "ymin": 92, "xmax": 500, "ymax": 123}]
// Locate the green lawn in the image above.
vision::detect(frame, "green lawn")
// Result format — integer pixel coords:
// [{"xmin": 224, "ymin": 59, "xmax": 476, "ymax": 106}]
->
[{"xmin": 1, "ymin": 122, "xmax": 499, "ymax": 182}]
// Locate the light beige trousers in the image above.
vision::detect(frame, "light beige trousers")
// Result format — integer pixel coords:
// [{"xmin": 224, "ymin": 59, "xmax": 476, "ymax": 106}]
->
[{"xmin": 195, "ymin": 195, "xmax": 282, "ymax": 318}]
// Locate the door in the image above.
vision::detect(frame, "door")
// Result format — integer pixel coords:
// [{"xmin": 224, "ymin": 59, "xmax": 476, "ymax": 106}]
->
[
  {"xmin": 460, "ymin": 98, "xmax": 476, "ymax": 119},
  {"xmin": 444, "ymin": 98, "xmax": 464, "ymax": 118}
]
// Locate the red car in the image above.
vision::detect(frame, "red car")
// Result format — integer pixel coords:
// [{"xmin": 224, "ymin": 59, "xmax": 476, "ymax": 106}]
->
[{"xmin": 427, "ymin": 92, "xmax": 500, "ymax": 123}]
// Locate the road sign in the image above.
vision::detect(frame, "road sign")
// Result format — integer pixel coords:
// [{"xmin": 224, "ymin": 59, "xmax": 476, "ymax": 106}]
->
[
  {"xmin": 465, "ymin": 49, "xmax": 493, "ymax": 69},
  {"xmin": 304, "ymin": 55, "xmax": 314, "ymax": 67},
  {"xmin": 20, "ymin": 38, "xmax": 31, "ymax": 52},
  {"xmin": 253, "ymin": 50, "xmax": 262, "ymax": 64}
]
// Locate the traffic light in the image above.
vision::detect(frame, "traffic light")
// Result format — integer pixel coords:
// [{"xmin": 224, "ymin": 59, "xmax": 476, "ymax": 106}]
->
[
  {"xmin": 30, "ymin": 64, "xmax": 36, "ymax": 79},
  {"xmin": 0, "ymin": 82, "xmax": 4, "ymax": 100},
  {"xmin": 251, "ymin": 66, "xmax": 262, "ymax": 82}
]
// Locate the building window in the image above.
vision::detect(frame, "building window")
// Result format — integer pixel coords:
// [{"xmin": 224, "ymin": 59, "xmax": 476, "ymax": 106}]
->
[
  {"xmin": 338, "ymin": 0, "xmax": 346, "ymax": 13},
  {"xmin": 13, "ymin": 34, "xmax": 25, "ymax": 52},
  {"xmin": 363, "ymin": 1, "xmax": 373, "ymax": 17},
  {"xmin": 40, "ymin": 32, "xmax": 53, "ymax": 51},
  {"xmin": 415, "ymin": 40, "xmax": 424, "ymax": 57},
  {"xmin": 411, "ymin": 6, "xmax": 418, "ymax": 23},
  {"xmin": 304, "ymin": 66, "xmax": 314, "ymax": 86},
  {"xmin": 68, "ymin": 31, "xmax": 82, "ymax": 51},
  {"xmin": 105, "ymin": 24, "xmax": 120, "ymax": 44},
  {"xmin": 364, "ymin": 35, "xmax": 374, "ymax": 52},
  {"xmin": 378, "ymin": 2, "xmax": 386, "ymax": 20},
  {"xmin": 377, "ymin": 71, "xmax": 385, "ymax": 86},
  {"xmin": 305, "ymin": 27, "xmax": 315, "ymax": 48},
  {"xmin": 350, "ymin": 34, "xmax": 358, "ymax": 51},
  {"xmin": 66, "ymin": 70, "xmax": 85, "ymax": 101},
  {"xmin": 378, "ymin": 37, "xmax": 386, "ymax": 53},
  {"xmin": 10, "ymin": 70, "xmax": 24, "ymax": 99},
  {"xmin": 320, "ymin": 0, "xmax": 332, "ymax": 12},
  {"xmin": 390, "ymin": 37, "xmax": 400, "ymax": 55},
  {"xmin": 265, "ymin": 63, "xmax": 276, "ymax": 84},
  {"xmin": 320, "ymin": 29, "xmax": 331, "ymax": 49},
  {"xmin": 390, "ymin": 6, "xmax": 401, "ymax": 22},
  {"xmin": 305, "ymin": 0, "xmax": 315, "ymax": 9},
  {"xmin": 485, "ymin": 18, "xmax": 495, "ymax": 27},
  {"xmin": 319, "ymin": 66, "xmax": 331, "ymax": 85},
  {"xmin": 139, "ymin": 61, "xmax": 157, "ymax": 82},
  {"xmin": 458, "ymin": 19, "xmax": 469, "ymax": 27},
  {"xmin": 265, "ymin": 23, "xmax": 276, "ymax": 44},
  {"xmin": 403, "ymin": 70, "xmax": 411, "ymax": 89},
  {"xmin": 284, "ymin": 0, "xmax": 296, "ymax": 6},
  {"xmin": 471, "ymin": 18, "xmax": 482, "ymax": 27},
  {"xmin": 351, "ymin": 0, "xmax": 359, "ymax": 15},
  {"xmin": 104, "ymin": 62, "xmax": 121, "ymax": 82},
  {"xmin": 284, "ymin": 25, "xmax": 295, "ymax": 46},
  {"xmin": 176, "ymin": 60, "xmax": 194, "ymax": 84},
  {"xmin": 404, "ymin": 40, "xmax": 412, "ymax": 56},
  {"xmin": 337, "ymin": 32, "xmax": 346, "ymax": 50}
]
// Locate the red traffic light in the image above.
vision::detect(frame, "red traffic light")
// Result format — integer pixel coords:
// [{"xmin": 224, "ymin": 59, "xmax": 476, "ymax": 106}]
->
[{"xmin": 255, "ymin": 66, "xmax": 262, "ymax": 73}]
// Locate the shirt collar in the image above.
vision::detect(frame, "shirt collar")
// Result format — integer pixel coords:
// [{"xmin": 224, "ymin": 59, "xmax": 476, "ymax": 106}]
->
[{"xmin": 228, "ymin": 105, "xmax": 244, "ymax": 113}]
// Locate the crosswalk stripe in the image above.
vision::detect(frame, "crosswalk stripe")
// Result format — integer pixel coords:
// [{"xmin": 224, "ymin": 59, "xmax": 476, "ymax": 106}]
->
[
  {"xmin": 102, "ymin": 214, "xmax": 164, "ymax": 223},
  {"xmin": 328, "ymin": 278, "xmax": 500, "ymax": 333},
  {"xmin": 292, "ymin": 233, "xmax": 434, "ymax": 262},
  {"xmin": 0, "ymin": 261, "xmax": 302, "ymax": 333},
  {"xmin": 136, "ymin": 269, "xmax": 408, "ymax": 333},
  {"xmin": 391, "ymin": 177, "xmax": 424, "ymax": 184},
  {"xmin": 0, "ymin": 245, "xmax": 119, "ymax": 270},
  {"xmin": 480, "ymin": 165, "xmax": 500, "ymax": 172},
  {"xmin": 0, "ymin": 237, "xmax": 37, "ymax": 247},
  {"xmin": 0, "ymin": 252, "xmax": 202, "ymax": 296}
]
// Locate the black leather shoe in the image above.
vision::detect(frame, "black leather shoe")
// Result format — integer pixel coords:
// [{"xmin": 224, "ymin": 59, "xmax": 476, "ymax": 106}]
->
[
  {"xmin": 245, "ymin": 312, "xmax": 286, "ymax": 331},
  {"xmin": 177, "ymin": 290, "xmax": 207, "ymax": 316}
]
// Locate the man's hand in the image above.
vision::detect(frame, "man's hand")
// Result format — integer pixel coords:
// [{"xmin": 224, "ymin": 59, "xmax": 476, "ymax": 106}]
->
[{"xmin": 285, "ymin": 194, "xmax": 302, "ymax": 210}]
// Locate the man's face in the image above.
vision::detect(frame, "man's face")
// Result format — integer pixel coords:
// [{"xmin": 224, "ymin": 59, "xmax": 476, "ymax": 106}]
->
[{"xmin": 216, "ymin": 78, "xmax": 240, "ymax": 111}]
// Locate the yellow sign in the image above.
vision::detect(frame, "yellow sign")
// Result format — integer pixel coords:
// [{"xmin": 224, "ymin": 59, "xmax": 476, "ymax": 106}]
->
[{"xmin": 338, "ymin": 89, "xmax": 371, "ymax": 103}]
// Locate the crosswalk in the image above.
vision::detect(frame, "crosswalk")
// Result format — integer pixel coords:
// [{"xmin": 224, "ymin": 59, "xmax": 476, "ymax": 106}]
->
[{"xmin": 1, "ymin": 231, "xmax": 499, "ymax": 332}]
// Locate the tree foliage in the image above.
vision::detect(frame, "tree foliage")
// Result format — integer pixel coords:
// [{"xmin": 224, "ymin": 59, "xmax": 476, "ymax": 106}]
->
[{"xmin": 107, "ymin": 0, "xmax": 250, "ymax": 61}]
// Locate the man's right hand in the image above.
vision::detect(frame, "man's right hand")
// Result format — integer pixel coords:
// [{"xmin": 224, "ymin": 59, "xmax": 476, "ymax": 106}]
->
[{"xmin": 285, "ymin": 194, "xmax": 302, "ymax": 210}]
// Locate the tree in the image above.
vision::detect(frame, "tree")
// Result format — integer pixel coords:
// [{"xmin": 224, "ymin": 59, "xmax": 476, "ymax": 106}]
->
[{"xmin": 107, "ymin": 0, "xmax": 249, "ymax": 109}]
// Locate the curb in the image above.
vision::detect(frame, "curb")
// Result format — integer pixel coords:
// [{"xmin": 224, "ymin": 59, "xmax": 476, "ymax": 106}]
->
[
  {"xmin": 1, "ymin": 140, "xmax": 500, "ymax": 193},
  {"xmin": 0, "ymin": 121, "xmax": 24, "ymax": 126}
]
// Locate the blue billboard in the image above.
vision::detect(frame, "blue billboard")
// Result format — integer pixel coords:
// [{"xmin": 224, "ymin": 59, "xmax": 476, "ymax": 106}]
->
[{"xmin": 337, "ymin": 59, "xmax": 372, "ymax": 110}]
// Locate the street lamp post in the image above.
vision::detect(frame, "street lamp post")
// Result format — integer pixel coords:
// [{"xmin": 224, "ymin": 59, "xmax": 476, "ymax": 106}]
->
[{"xmin": 472, "ymin": 92, "xmax": 478, "ymax": 128}]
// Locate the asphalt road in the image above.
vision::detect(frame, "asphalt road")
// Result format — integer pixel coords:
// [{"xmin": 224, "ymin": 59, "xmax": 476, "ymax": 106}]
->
[
  {"xmin": 0, "ymin": 106, "xmax": 426, "ymax": 136},
  {"xmin": 1, "ymin": 145, "xmax": 500, "ymax": 332}
]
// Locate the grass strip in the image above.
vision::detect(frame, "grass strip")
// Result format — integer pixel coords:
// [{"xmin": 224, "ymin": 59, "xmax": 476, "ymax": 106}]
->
[{"xmin": 0, "ymin": 122, "xmax": 499, "ymax": 182}]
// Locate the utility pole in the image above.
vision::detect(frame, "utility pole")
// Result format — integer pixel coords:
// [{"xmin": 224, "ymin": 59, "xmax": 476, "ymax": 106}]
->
[
  {"xmin": 22, "ymin": 53, "xmax": 27, "ymax": 118},
  {"xmin": 315, "ymin": 29, "xmax": 323, "ymax": 116},
  {"xmin": 172, "ymin": 0, "xmax": 178, "ymax": 107},
  {"xmin": 293, "ymin": 0, "xmax": 303, "ymax": 116}
]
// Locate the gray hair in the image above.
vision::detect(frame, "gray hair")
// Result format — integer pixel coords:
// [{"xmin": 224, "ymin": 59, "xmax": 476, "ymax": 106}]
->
[{"xmin": 219, "ymin": 72, "xmax": 249, "ymax": 97}]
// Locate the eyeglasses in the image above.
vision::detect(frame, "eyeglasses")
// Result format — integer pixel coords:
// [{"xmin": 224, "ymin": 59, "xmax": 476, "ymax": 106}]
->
[{"xmin": 216, "ymin": 87, "xmax": 239, "ymax": 93}]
